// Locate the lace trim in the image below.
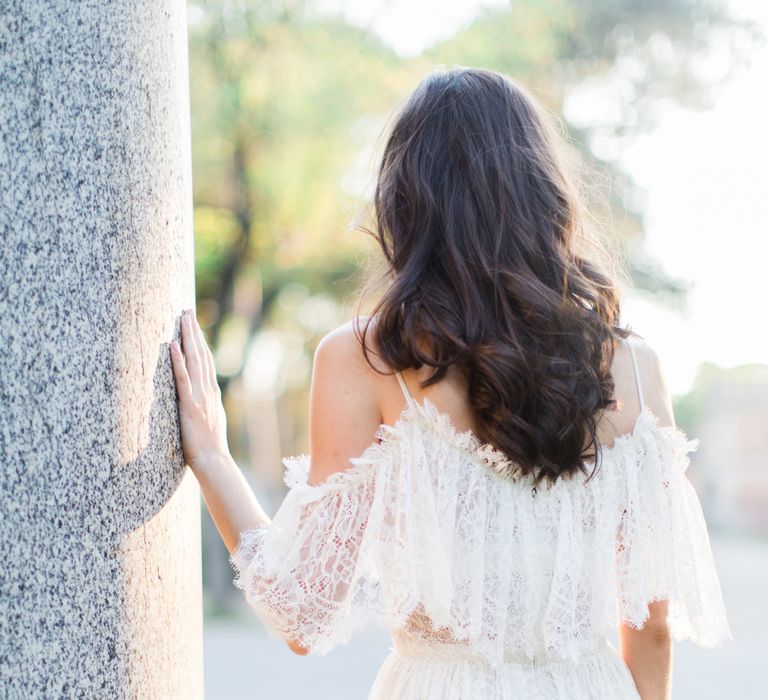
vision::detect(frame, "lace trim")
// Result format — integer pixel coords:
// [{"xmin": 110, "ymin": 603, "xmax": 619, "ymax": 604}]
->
[
  {"xmin": 347, "ymin": 397, "xmax": 692, "ymax": 486},
  {"xmin": 281, "ymin": 453, "xmax": 378, "ymax": 496},
  {"xmin": 279, "ymin": 400, "xmax": 698, "ymax": 499},
  {"xmin": 283, "ymin": 398, "xmax": 697, "ymax": 493}
]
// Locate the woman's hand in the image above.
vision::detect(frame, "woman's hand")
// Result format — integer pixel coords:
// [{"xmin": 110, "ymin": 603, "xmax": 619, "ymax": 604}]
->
[{"xmin": 169, "ymin": 309, "xmax": 230, "ymax": 473}]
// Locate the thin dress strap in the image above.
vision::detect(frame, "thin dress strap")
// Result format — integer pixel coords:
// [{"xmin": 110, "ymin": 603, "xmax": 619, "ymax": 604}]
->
[
  {"xmin": 395, "ymin": 370, "xmax": 415, "ymax": 405},
  {"xmin": 625, "ymin": 338, "xmax": 646, "ymax": 411}
]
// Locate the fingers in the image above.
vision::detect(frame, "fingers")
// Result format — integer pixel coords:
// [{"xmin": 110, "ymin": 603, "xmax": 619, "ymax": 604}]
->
[
  {"xmin": 170, "ymin": 340, "xmax": 193, "ymax": 403},
  {"xmin": 180, "ymin": 309, "xmax": 204, "ymax": 389},
  {"xmin": 190, "ymin": 312, "xmax": 218, "ymax": 389},
  {"xmin": 179, "ymin": 309, "xmax": 218, "ymax": 395}
]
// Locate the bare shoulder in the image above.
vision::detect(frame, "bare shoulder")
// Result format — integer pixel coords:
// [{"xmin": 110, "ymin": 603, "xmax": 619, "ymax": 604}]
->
[
  {"xmin": 598, "ymin": 333, "xmax": 676, "ymax": 445},
  {"xmin": 307, "ymin": 316, "xmax": 387, "ymax": 485},
  {"xmin": 626, "ymin": 333, "xmax": 676, "ymax": 428},
  {"xmin": 312, "ymin": 315, "xmax": 394, "ymax": 399},
  {"xmin": 314, "ymin": 315, "xmax": 388, "ymax": 373}
]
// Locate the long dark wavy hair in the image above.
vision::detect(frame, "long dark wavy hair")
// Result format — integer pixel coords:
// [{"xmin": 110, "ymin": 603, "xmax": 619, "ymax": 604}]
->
[{"xmin": 353, "ymin": 66, "xmax": 633, "ymax": 486}]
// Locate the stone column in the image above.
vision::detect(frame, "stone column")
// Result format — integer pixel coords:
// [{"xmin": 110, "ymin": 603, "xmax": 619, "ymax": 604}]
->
[{"xmin": 0, "ymin": 2, "xmax": 203, "ymax": 698}]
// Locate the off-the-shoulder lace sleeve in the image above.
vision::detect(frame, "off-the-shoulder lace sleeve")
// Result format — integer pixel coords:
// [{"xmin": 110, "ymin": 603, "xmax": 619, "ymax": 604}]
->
[
  {"xmin": 228, "ymin": 455, "xmax": 385, "ymax": 655},
  {"xmin": 614, "ymin": 410, "xmax": 733, "ymax": 647}
]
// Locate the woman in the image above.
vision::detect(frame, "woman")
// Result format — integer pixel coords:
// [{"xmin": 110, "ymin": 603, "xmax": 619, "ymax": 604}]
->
[{"xmin": 170, "ymin": 67, "xmax": 731, "ymax": 698}]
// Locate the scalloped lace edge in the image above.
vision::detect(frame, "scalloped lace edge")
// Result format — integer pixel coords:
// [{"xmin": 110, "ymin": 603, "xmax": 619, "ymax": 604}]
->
[{"xmin": 278, "ymin": 400, "xmax": 700, "ymax": 493}]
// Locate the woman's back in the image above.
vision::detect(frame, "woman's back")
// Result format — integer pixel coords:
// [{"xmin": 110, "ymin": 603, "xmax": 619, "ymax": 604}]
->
[
  {"xmin": 387, "ymin": 332, "xmax": 651, "ymax": 459},
  {"xmin": 229, "ymin": 333, "xmax": 732, "ymax": 698}
]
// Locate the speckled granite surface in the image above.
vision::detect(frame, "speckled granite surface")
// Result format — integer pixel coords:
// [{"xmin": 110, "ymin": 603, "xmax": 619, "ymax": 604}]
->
[{"xmin": 0, "ymin": 2, "xmax": 203, "ymax": 698}]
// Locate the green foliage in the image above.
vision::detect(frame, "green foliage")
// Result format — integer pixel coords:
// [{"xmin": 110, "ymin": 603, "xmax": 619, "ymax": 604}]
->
[{"xmin": 189, "ymin": 10, "xmax": 407, "ymax": 294}]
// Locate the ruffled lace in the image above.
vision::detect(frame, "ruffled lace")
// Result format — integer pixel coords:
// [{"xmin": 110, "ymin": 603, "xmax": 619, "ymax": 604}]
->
[
  {"xmin": 612, "ymin": 409, "xmax": 733, "ymax": 647},
  {"xmin": 229, "ymin": 454, "xmax": 384, "ymax": 655},
  {"xmin": 230, "ymin": 401, "xmax": 732, "ymax": 665}
]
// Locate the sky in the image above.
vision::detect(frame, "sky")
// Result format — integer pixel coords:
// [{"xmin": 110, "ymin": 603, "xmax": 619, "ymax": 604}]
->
[
  {"xmin": 315, "ymin": 0, "xmax": 508, "ymax": 57},
  {"xmin": 319, "ymin": 0, "xmax": 767, "ymax": 396},
  {"xmin": 615, "ymin": 0, "xmax": 768, "ymax": 393}
]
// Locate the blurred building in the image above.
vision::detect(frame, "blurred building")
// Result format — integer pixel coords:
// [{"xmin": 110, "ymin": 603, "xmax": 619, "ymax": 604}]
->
[{"xmin": 686, "ymin": 364, "xmax": 768, "ymax": 534}]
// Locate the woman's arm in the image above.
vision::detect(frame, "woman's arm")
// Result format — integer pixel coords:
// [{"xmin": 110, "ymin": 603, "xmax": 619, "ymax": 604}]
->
[
  {"xmin": 169, "ymin": 310, "xmax": 384, "ymax": 550},
  {"xmin": 189, "ymin": 451, "xmax": 271, "ymax": 554},
  {"xmin": 617, "ymin": 338, "xmax": 675, "ymax": 699},
  {"xmin": 169, "ymin": 310, "xmax": 270, "ymax": 553},
  {"xmin": 169, "ymin": 310, "xmax": 384, "ymax": 655},
  {"xmin": 619, "ymin": 601, "xmax": 672, "ymax": 700}
]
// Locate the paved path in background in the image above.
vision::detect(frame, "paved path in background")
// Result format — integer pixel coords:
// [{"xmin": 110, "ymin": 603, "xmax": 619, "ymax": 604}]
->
[{"xmin": 204, "ymin": 532, "xmax": 767, "ymax": 699}]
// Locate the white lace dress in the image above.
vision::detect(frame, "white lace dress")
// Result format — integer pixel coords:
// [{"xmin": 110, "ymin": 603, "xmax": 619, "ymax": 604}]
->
[{"xmin": 229, "ymin": 343, "xmax": 732, "ymax": 699}]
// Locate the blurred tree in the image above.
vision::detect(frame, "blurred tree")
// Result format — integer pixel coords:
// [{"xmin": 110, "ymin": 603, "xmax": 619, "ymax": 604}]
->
[
  {"xmin": 188, "ymin": 1, "xmax": 406, "ymax": 391},
  {"xmin": 188, "ymin": 0, "xmax": 760, "ymax": 374},
  {"xmin": 425, "ymin": 0, "xmax": 760, "ymax": 303}
]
